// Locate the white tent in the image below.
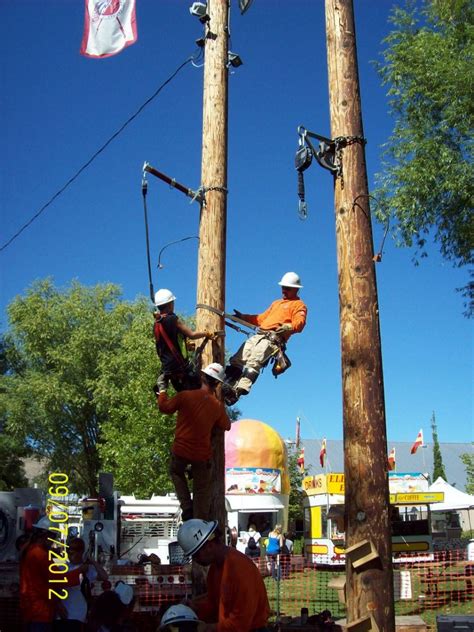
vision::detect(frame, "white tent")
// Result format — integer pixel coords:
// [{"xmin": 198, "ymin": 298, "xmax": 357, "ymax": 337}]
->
[{"xmin": 429, "ymin": 476, "xmax": 474, "ymax": 511}]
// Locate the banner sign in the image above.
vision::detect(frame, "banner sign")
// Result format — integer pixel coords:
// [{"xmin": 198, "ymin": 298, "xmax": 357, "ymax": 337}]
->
[{"xmin": 225, "ymin": 467, "xmax": 281, "ymax": 494}]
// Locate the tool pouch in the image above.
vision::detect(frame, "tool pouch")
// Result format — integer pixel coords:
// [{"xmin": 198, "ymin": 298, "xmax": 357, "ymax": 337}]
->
[{"xmin": 271, "ymin": 348, "xmax": 291, "ymax": 377}]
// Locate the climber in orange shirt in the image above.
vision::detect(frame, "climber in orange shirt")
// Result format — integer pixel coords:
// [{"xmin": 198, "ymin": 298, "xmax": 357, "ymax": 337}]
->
[
  {"xmin": 156, "ymin": 363, "xmax": 231, "ymax": 521},
  {"xmin": 224, "ymin": 272, "xmax": 307, "ymax": 404},
  {"xmin": 178, "ymin": 519, "xmax": 270, "ymax": 632}
]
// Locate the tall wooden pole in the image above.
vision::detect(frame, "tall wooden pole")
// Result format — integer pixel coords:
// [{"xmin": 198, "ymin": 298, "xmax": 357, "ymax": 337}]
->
[
  {"xmin": 325, "ymin": 1, "xmax": 395, "ymax": 629},
  {"xmin": 195, "ymin": 0, "xmax": 229, "ymax": 529}
]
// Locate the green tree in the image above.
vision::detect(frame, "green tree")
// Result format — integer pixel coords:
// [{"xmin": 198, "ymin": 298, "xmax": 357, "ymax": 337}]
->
[
  {"xmin": 431, "ymin": 411, "xmax": 446, "ymax": 481},
  {"xmin": 95, "ymin": 305, "xmax": 175, "ymax": 497},
  {"xmin": 286, "ymin": 445, "xmax": 307, "ymax": 530},
  {"xmin": 0, "ymin": 429, "xmax": 29, "ymax": 490},
  {"xmin": 460, "ymin": 450, "xmax": 474, "ymax": 494},
  {"xmin": 0, "ymin": 279, "xmax": 168, "ymax": 496},
  {"xmin": 0, "ymin": 337, "xmax": 29, "ymax": 490},
  {"xmin": 375, "ymin": 0, "xmax": 474, "ymax": 315}
]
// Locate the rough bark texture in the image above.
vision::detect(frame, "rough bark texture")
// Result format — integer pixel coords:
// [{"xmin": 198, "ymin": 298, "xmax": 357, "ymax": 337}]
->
[
  {"xmin": 325, "ymin": 1, "xmax": 395, "ymax": 629},
  {"xmin": 196, "ymin": 0, "xmax": 229, "ymax": 532}
]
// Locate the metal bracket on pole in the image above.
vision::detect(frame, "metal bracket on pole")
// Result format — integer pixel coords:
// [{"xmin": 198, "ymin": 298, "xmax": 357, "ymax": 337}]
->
[
  {"xmin": 143, "ymin": 162, "xmax": 205, "ymax": 205},
  {"xmin": 297, "ymin": 126, "xmax": 338, "ymax": 175}
]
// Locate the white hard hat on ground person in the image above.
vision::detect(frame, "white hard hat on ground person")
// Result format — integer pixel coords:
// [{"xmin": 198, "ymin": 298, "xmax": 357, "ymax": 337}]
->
[
  {"xmin": 159, "ymin": 604, "xmax": 203, "ymax": 629},
  {"xmin": 201, "ymin": 362, "xmax": 225, "ymax": 383},
  {"xmin": 177, "ymin": 519, "xmax": 218, "ymax": 558},
  {"xmin": 154, "ymin": 288, "xmax": 176, "ymax": 307},
  {"xmin": 278, "ymin": 272, "xmax": 303, "ymax": 288},
  {"xmin": 32, "ymin": 516, "xmax": 55, "ymax": 531}
]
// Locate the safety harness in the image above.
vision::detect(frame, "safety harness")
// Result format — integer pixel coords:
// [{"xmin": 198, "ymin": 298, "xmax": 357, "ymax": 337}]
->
[
  {"xmin": 196, "ymin": 304, "xmax": 291, "ymax": 377},
  {"xmin": 153, "ymin": 314, "xmax": 188, "ymax": 370}
]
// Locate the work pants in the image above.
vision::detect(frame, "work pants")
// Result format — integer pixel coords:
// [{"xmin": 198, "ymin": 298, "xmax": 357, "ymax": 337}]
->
[
  {"xmin": 229, "ymin": 334, "xmax": 278, "ymax": 394},
  {"xmin": 169, "ymin": 453, "xmax": 212, "ymax": 520}
]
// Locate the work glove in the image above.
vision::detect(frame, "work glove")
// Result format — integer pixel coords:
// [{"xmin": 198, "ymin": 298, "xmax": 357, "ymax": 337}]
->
[
  {"xmin": 204, "ymin": 330, "xmax": 216, "ymax": 341},
  {"xmin": 233, "ymin": 309, "xmax": 243, "ymax": 318},
  {"xmin": 155, "ymin": 373, "xmax": 169, "ymax": 394},
  {"xmin": 274, "ymin": 324, "xmax": 292, "ymax": 335}
]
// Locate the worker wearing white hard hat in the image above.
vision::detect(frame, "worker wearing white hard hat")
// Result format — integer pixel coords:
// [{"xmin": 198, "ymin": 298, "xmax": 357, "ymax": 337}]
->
[
  {"xmin": 159, "ymin": 604, "xmax": 204, "ymax": 630},
  {"xmin": 177, "ymin": 520, "xmax": 270, "ymax": 632},
  {"xmin": 223, "ymin": 272, "xmax": 307, "ymax": 405},
  {"xmin": 20, "ymin": 516, "xmax": 86, "ymax": 627},
  {"xmin": 155, "ymin": 363, "xmax": 231, "ymax": 521},
  {"xmin": 153, "ymin": 288, "xmax": 216, "ymax": 393}
]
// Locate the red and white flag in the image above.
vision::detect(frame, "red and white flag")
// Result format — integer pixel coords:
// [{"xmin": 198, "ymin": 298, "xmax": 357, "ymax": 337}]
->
[
  {"xmin": 319, "ymin": 438, "xmax": 327, "ymax": 468},
  {"xmin": 387, "ymin": 447, "xmax": 396, "ymax": 471},
  {"xmin": 81, "ymin": 0, "xmax": 137, "ymax": 59},
  {"xmin": 297, "ymin": 447, "xmax": 305, "ymax": 473},
  {"xmin": 411, "ymin": 429, "xmax": 424, "ymax": 454}
]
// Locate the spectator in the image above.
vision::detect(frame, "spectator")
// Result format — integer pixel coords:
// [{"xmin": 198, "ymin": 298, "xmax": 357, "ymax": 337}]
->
[
  {"xmin": 54, "ymin": 537, "xmax": 108, "ymax": 632},
  {"xmin": 266, "ymin": 524, "xmax": 284, "ymax": 580},
  {"xmin": 244, "ymin": 524, "xmax": 261, "ymax": 559}
]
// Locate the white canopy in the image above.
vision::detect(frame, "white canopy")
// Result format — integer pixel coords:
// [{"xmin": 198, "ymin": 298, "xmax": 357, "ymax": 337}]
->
[
  {"xmin": 225, "ymin": 494, "xmax": 284, "ymax": 513},
  {"xmin": 428, "ymin": 477, "xmax": 474, "ymax": 511}
]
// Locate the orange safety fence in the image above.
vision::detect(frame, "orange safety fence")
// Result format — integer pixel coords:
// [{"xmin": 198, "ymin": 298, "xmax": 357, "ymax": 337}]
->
[
  {"xmin": 257, "ymin": 549, "xmax": 473, "ymax": 629},
  {"xmin": 2, "ymin": 549, "xmax": 472, "ymax": 631}
]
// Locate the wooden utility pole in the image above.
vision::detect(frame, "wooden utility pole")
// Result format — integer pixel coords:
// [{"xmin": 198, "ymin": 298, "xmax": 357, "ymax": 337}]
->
[
  {"xmin": 195, "ymin": 0, "xmax": 229, "ymax": 529},
  {"xmin": 325, "ymin": 1, "xmax": 395, "ymax": 629}
]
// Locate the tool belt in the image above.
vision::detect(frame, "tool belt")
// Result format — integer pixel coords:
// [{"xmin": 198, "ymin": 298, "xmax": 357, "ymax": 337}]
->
[{"xmin": 196, "ymin": 303, "xmax": 292, "ymax": 377}]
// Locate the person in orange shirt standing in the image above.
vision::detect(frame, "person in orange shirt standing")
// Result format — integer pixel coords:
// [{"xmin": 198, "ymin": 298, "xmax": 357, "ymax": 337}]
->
[
  {"xmin": 20, "ymin": 517, "xmax": 85, "ymax": 632},
  {"xmin": 224, "ymin": 272, "xmax": 307, "ymax": 404},
  {"xmin": 156, "ymin": 363, "xmax": 231, "ymax": 521},
  {"xmin": 178, "ymin": 519, "xmax": 270, "ymax": 632}
]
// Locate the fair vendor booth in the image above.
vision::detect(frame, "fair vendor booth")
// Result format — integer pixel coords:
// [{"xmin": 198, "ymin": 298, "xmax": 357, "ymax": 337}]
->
[
  {"xmin": 224, "ymin": 419, "xmax": 289, "ymax": 552},
  {"xmin": 303, "ymin": 472, "xmax": 444, "ymax": 566}
]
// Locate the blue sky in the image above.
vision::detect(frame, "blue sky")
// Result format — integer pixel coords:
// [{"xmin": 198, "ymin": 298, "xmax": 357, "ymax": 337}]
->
[{"xmin": 1, "ymin": 1, "xmax": 472, "ymax": 447}]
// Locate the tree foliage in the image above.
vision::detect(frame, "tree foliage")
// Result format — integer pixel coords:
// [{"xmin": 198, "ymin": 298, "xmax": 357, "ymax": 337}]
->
[
  {"xmin": 375, "ymin": 0, "xmax": 474, "ymax": 314},
  {"xmin": 0, "ymin": 279, "xmax": 173, "ymax": 496},
  {"xmin": 0, "ymin": 338, "xmax": 29, "ymax": 490},
  {"xmin": 460, "ymin": 450, "xmax": 474, "ymax": 494},
  {"xmin": 287, "ymin": 446, "xmax": 307, "ymax": 529},
  {"xmin": 430, "ymin": 411, "xmax": 447, "ymax": 481},
  {"xmin": 95, "ymin": 305, "xmax": 175, "ymax": 497}
]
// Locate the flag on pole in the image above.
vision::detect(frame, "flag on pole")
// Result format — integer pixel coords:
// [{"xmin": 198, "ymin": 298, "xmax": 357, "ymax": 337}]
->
[
  {"xmin": 388, "ymin": 447, "xmax": 396, "ymax": 471},
  {"xmin": 319, "ymin": 439, "xmax": 327, "ymax": 468},
  {"xmin": 411, "ymin": 429, "xmax": 424, "ymax": 454},
  {"xmin": 295, "ymin": 416, "xmax": 301, "ymax": 448},
  {"xmin": 297, "ymin": 447, "xmax": 305, "ymax": 473},
  {"xmin": 81, "ymin": 0, "xmax": 137, "ymax": 59}
]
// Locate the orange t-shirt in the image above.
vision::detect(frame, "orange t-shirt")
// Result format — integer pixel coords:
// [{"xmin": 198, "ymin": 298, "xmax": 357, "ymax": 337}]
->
[
  {"xmin": 195, "ymin": 547, "xmax": 270, "ymax": 632},
  {"xmin": 20, "ymin": 543, "xmax": 81, "ymax": 623},
  {"xmin": 242, "ymin": 297, "xmax": 307, "ymax": 336},
  {"xmin": 158, "ymin": 387, "xmax": 231, "ymax": 461}
]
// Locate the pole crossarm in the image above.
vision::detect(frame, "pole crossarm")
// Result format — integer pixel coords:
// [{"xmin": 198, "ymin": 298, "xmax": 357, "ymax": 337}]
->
[{"xmin": 143, "ymin": 161, "xmax": 204, "ymax": 203}]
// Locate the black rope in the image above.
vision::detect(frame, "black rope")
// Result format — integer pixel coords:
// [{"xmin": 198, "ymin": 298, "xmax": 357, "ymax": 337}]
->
[
  {"xmin": 352, "ymin": 194, "xmax": 390, "ymax": 263},
  {"xmin": 142, "ymin": 178, "xmax": 154, "ymax": 303}
]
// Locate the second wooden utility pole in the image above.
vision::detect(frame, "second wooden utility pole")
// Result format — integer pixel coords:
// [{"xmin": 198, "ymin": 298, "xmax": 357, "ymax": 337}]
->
[
  {"xmin": 325, "ymin": 1, "xmax": 395, "ymax": 630},
  {"xmin": 195, "ymin": 0, "xmax": 229, "ymax": 529}
]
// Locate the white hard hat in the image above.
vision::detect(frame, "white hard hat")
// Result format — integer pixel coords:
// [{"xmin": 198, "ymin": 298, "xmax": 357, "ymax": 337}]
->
[
  {"xmin": 278, "ymin": 272, "xmax": 303, "ymax": 288},
  {"xmin": 154, "ymin": 288, "xmax": 176, "ymax": 307},
  {"xmin": 33, "ymin": 516, "xmax": 54, "ymax": 531},
  {"xmin": 159, "ymin": 604, "xmax": 203, "ymax": 629},
  {"xmin": 177, "ymin": 519, "xmax": 218, "ymax": 557},
  {"xmin": 201, "ymin": 362, "xmax": 225, "ymax": 383}
]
